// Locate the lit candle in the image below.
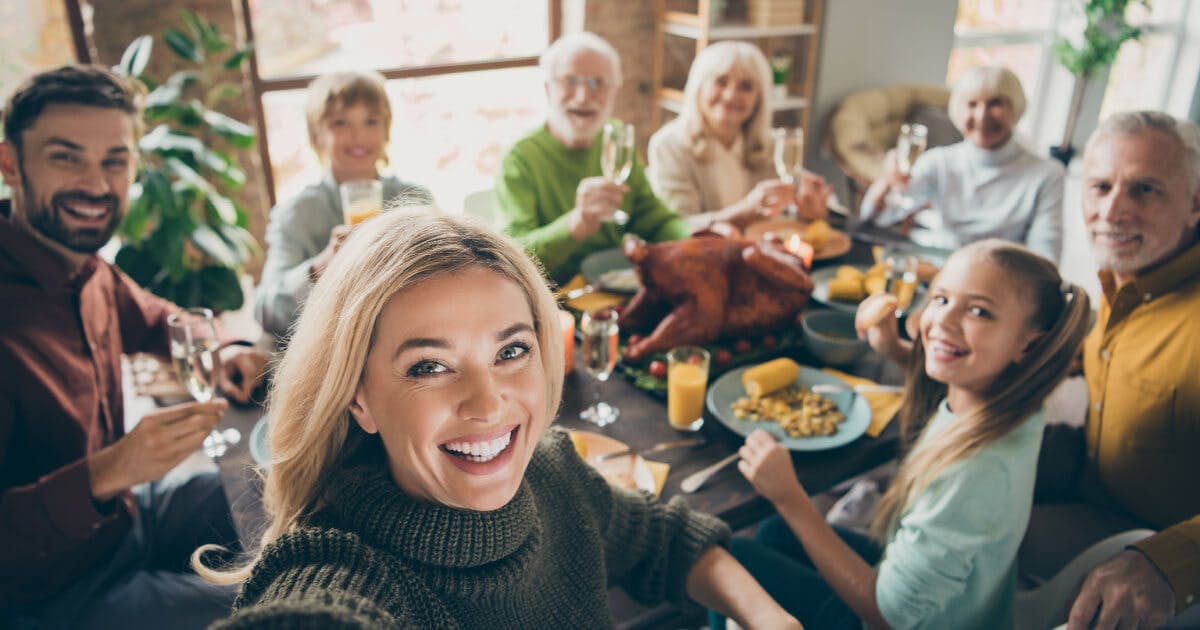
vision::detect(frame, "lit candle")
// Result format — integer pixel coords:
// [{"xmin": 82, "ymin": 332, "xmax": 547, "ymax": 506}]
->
[
  {"xmin": 558, "ymin": 310, "xmax": 575, "ymax": 375},
  {"xmin": 786, "ymin": 234, "xmax": 814, "ymax": 268}
]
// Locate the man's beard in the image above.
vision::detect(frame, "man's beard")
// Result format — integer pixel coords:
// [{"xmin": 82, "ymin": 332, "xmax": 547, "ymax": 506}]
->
[{"xmin": 20, "ymin": 170, "xmax": 122, "ymax": 254}]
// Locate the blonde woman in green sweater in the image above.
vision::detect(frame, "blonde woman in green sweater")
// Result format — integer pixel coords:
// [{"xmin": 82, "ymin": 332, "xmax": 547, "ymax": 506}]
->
[{"xmin": 197, "ymin": 208, "xmax": 799, "ymax": 629}]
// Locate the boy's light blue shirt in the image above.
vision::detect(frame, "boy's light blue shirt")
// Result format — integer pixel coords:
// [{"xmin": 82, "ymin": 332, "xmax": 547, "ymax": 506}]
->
[{"xmin": 875, "ymin": 401, "xmax": 1045, "ymax": 630}]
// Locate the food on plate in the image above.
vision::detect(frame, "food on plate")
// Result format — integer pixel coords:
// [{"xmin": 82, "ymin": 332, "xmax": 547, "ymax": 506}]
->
[
  {"xmin": 731, "ymin": 385, "xmax": 846, "ymax": 437},
  {"xmin": 856, "ymin": 294, "xmax": 899, "ymax": 332},
  {"xmin": 828, "ymin": 264, "xmax": 888, "ymax": 303},
  {"xmin": 598, "ymin": 267, "xmax": 639, "ymax": 292},
  {"xmin": 742, "ymin": 358, "xmax": 801, "ymax": 399},
  {"xmin": 734, "ymin": 339, "xmax": 752, "ymax": 354},
  {"xmin": 620, "ymin": 233, "xmax": 813, "ymax": 361},
  {"xmin": 648, "ymin": 360, "xmax": 667, "ymax": 379},
  {"xmin": 804, "ymin": 219, "xmax": 833, "ymax": 250}
]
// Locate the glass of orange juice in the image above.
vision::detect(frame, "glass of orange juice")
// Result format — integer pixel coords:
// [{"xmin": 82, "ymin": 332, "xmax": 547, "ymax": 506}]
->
[
  {"xmin": 667, "ymin": 346, "xmax": 709, "ymax": 432},
  {"xmin": 340, "ymin": 179, "xmax": 383, "ymax": 226}
]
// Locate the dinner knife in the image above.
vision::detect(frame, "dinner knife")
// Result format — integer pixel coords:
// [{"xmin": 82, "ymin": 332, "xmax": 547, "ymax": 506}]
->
[
  {"xmin": 680, "ymin": 453, "xmax": 740, "ymax": 494},
  {"xmin": 593, "ymin": 437, "xmax": 706, "ymax": 463},
  {"xmin": 810, "ymin": 383, "xmax": 904, "ymax": 395}
]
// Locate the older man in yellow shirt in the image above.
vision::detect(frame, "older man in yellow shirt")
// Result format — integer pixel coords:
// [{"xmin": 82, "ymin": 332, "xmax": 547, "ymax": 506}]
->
[{"xmin": 1023, "ymin": 111, "xmax": 1200, "ymax": 629}]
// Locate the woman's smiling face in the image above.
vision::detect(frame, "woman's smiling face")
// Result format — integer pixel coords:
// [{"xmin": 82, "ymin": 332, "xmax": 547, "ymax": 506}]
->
[{"xmin": 349, "ymin": 265, "xmax": 548, "ymax": 512}]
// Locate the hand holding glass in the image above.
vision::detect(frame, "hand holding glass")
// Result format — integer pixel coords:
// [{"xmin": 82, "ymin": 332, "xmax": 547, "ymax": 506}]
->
[
  {"xmin": 340, "ymin": 179, "xmax": 383, "ymax": 226},
  {"xmin": 167, "ymin": 308, "xmax": 240, "ymax": 457},
  {"xmin": 579, "ymin": 308, "xmax": 620, "ymax": 427},
  {"xmin": 886, "ymin": 123, "xmax": 928, "ymax": 211},
  {"xmin": 601, "ymin": 121, "xmax": 634, "ymax": 226}
]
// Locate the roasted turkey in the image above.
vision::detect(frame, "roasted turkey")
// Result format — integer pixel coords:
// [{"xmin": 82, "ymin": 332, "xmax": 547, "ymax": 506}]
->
[{"xmin": 620, "ymin": 231, "xmax": 813, "ymax": 361}]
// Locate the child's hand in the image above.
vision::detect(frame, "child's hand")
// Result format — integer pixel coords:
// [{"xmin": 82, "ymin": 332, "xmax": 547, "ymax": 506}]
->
[
  {"xmin": 856, "ymin": 294, "xmax": 912, "ymax": 365},
  {"xmin": 738, "ymin": 429, "xmax": 805, "ymax": 505}
]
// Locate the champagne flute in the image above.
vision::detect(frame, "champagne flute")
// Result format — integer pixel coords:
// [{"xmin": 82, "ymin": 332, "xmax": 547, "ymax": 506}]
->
[
  {"xmin": 601, "ymin": 120, "xmax": 634, "ymax": 226},
  {"xmin": 167, "ymin": 308, "xmax": 240, "ymax": 457},
  {"xmin": 772, "ymin": 127, "xmax": 804, "ymax": 218},
  {"xmin": 887, "ymin": 123, "xmax": 928, "ymax": 211},
  {"xmin": 579, "ymin": 308, "xmax": 620, "ymax": 427},
  {"xmin": 884, "ymin": 250, "xmax": 920, "ymax": 318}
]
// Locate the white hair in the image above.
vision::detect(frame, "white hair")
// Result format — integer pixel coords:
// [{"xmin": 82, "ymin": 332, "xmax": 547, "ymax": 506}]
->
[
  {"xmin": 539, "ymin": 32, "xmax": 622, "ymax": 87},
  {"xmin": 1087, "ymin": 110, "xmax": 1200, "ymax": 194},
  {"xmin": 678, "ymin": 41, "xmax": 774, "ymax": 170},
  {"xmin": 948, "ymin": 65, "xmax": 1027, "ymax": 131}
]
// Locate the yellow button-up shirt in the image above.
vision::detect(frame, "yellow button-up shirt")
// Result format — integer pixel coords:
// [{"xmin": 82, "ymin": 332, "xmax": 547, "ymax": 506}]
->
[{"xmin": 1084, "ymin": 241, "xmax": 1200, "ymax": 611}]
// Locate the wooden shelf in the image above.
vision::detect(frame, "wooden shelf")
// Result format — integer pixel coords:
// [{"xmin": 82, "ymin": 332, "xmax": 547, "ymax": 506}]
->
[{"xmin": 662, "ymin": 13, "xmax": 817, "ymax": 40}]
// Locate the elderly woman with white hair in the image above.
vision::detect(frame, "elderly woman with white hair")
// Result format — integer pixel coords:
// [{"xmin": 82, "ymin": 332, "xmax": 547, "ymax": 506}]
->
[
  {"xmin": 199, "ymin": 208, "xmax": 801, "ymax": 629},
  {"xmin": 861, "ymin": 65, "xmax": 1065, "ymax": 262},
  {"xmin": 648, "ymin": 41, "xmax": 831, "ymax": 230}
]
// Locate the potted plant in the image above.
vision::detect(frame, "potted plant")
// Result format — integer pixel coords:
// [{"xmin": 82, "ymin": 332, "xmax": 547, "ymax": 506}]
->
[
  {"xmin": 113, "ymin": 9, "xmax": 260, "ymax": 311},
  {"xmin": 1051, "ymin": 0, "xmax": 1147, "ymax": 166}
]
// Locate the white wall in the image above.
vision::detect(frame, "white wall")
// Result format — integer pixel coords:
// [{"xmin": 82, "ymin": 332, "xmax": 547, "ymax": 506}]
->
[{"xmin": 807, "ymin": 0, "xmax": 959, "ymax": 202}]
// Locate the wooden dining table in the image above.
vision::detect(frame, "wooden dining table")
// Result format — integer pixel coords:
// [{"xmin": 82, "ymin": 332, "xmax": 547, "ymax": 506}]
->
[{"xmin": 214, "ymin": 226, "xmax": 909, "ymax": 628}]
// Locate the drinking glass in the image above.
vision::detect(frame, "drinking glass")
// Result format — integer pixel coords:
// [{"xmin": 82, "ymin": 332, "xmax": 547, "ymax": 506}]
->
[
  {"xmin": 601, "ymin": 120, "xmax": 634, "ymax": 226},
  {"xmin": 886, "ymin": 123, "xmax": 928, "ymax": 211},
  {"xmin": 772, "ymin": 127, "xmax": 804, "ymax": 217},
  {"xmin": 339, "ymin": 179, "xmax": 383, "ymax": 226},
  {"xmin": 167, "ymin": 308, "xmax": 240, "ymax": 457},
  {"xmin": 579, "ymin": 308, "xmax": 620, "ymax": 427},
  {"xmin": 884, "ymin": 251, "xmax": 920, "ymax": 317},
  {"xmin": 667, "ymin": 346, "xmax": 709, "ymax": 432}
]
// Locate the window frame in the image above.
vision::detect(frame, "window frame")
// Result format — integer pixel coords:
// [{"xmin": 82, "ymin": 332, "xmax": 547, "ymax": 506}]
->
[{"xmin": 237, "ymin": 0, "xmax": 561, "ymax": 206}]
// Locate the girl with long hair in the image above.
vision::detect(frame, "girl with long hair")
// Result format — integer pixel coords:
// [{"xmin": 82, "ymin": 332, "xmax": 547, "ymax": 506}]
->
[
  {"xmin": 724, "ymin": 239, "xmax": 1090, "ymax": 629},
  {"xmin": 197, "ymin": 208, "xmax": 799, "ymax": 628}
]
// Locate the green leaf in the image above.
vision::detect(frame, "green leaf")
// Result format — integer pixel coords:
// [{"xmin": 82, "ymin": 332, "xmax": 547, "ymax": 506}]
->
[
  {"xmin": 198, "ymin": 265, "xmax": 244, "ymax": 311},
  {"xmin": 116, "ymin": 35, "xmax": 153, "ymax": 77},
  {"xmin": 114, "ymin": 245, "xmax": 159, "ymax": 286},
  {"xmin": 216, "ymin": 223, "xmax": 262, "ymax": 261},
  {"xmin": 180, "ymin": 9, "xmax": 207, "ymax": 43},
  {"xmin": 204, "ymin": 190, "xmax": 239, "ymax": 225},
  {"xmin": 163, "ymin": 27, "xmax": 203, "ymax": 63},
  {"xmin": 202, "ymin": 109, "xmax": 255, "ymax": 148},
  {"xmin": 118, "ymin": 181, "xmax": 152, "ymax": 241},
  {"xmin": 222, "ymin": 44, "xmax": 253, "ymax": 70},
  {"xmin": 140, "ymin": 167, "xmax": 176, "ymax": 219},
  {"xmin": 139, "ymin": 124, "xmax": 205, "ymax": 156},
  {"xmin": 191, "ymin": 224, "xmax": 239, "ymax": 267}
]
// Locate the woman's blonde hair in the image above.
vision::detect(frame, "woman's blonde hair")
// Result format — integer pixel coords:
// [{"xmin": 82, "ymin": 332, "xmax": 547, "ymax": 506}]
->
[
  {"xmin": 194, "ymin": 208, "xmax": 565, "ymax": 583},
  {"xmin": 679, "ymin": 41, "xmax": 774, "ymax": 170},
  {"xmin": 947, "ymin": 65, "xmax": 1027, "ymax": 132},
  {"xmin": 304, "ymin": 70, "xmax": 392, "ymax": 164},
  {"xmin": 871, "ymin": 239, "xmax": 1090, "ymax": 539}
]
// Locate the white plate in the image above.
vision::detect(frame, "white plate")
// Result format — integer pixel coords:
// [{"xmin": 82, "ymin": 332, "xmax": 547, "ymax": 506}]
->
[
  {"xmin": 810, "ymin": 265, "xmax": 927, "ymax": 314},
  {"xmin": 705, "ymin": 365, "xmax": 872, "ymax": 451}
]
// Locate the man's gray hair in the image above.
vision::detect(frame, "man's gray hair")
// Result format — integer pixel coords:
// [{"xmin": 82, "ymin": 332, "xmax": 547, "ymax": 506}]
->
[
  {"xmin": 1088, "ymin": 110, "xmax": 1200, "ymax": 194},
  {"xmin": 539, "ymin": 32, "xmax": 622, "ymax": 88}
]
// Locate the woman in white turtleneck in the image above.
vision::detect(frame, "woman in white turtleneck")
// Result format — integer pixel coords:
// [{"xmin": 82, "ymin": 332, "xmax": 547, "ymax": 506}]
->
[{"xmin": 860, "ymin": 66, "xmax": 1065, "ymax": 263}]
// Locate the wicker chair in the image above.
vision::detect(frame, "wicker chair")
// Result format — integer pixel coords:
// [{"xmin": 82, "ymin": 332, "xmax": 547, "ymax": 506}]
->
[{"xmin": 823, "ymin": 84, "xmax": 958, "ymax": 207}]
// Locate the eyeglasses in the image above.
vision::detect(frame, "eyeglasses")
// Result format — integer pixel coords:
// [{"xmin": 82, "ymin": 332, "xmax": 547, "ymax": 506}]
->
[{"xmin": 556, "ymin": 75, "xmax": 609, "ymax": 92}]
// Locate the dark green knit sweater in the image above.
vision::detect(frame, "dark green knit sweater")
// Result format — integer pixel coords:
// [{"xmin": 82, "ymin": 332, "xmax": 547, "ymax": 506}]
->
[{"xmin": 216, "ymin": 428, "xmax": 730, "ymax": 629}]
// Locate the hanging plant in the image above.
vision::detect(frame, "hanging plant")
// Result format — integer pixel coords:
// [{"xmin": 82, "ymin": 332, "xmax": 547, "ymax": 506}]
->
[
  {"xmin": 112, "ymin": 9, "xmax": 260, "ymax": 311},
  {"xmin": 1051, "ymin": 0, "xmax": 1147, "ymax": 164}
]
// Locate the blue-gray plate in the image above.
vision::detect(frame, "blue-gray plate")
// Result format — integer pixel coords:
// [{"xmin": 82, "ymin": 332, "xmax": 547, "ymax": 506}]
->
[
  {"xmin": 810, "ymin": 265, "xmax": 927, "ymax": 314},
  {"xmin": 705, "ymin": 365, "xmax": 872, "ymax": 451},
  {"xmin": 580, "ymin": 248, "xmax": 639, "ymax": 294},
  {"xmin": 250, "ymin": 415, "xmax": 270, "ymax": 468}
]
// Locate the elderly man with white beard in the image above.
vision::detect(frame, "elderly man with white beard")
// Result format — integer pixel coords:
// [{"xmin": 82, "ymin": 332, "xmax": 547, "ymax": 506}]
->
[{"xmin": 495, "ymin": 32, "xmax": 689, "ymax": 285}]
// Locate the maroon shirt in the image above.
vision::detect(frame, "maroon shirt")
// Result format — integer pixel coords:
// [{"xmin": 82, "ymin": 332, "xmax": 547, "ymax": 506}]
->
[{"xmin": 0, "ymin": 214, "xmax": 175, "ymax": 607}]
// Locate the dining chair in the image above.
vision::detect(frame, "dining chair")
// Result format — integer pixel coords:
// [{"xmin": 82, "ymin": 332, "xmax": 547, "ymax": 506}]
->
[
  {"xmin": 1013, "ymin": 528, "xmax": 1155, "ymax": 630},
  {"xmin": 462, "ymin": 188, "xmax": 505, "ymax": 231}
]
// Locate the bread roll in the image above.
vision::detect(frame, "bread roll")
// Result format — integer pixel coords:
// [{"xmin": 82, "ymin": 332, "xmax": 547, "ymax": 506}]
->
[
  {"xmin": 742, "ymin": 358, "xmax": 800, "ymax": 399},
  {"xmin": 864, "ymin": 275, "xmax": 887, "ymax": 296},
  {"xmin": 856, "ymin": 294, "xmax": 898, "ymax": 332},
  {"xmin": 828, "ymin": 276, "xmax": 865, "ymax": 302},
  {"xmin": 835, "ymin": 265, "xmax": 864, "ymax": 282}
]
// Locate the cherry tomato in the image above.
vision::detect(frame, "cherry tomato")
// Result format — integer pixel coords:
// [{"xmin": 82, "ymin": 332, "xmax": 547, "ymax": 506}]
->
[
  {"xmin": 734, "ymin": 339, "xmax": 752, "ymax": 354},
  {"xmin": 762, "ymin": 335, "xmax": 777, "ymax": 349},
  {"xmin": 648, "ymin": 360, "xmax": 667, "ymax": 379},
  {"xmin": 714, "ymin": 349, "xmax": 733, "ymax": 367}
]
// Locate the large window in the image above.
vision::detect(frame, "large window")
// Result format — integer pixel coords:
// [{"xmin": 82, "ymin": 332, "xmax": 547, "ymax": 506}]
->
[
  {"xmin": 949, "ymin": 0, "xmax": 1200, "ymax": 152},
  {"xmin": 245, "ymin": 0, "xmax": 557, "ymax": 211}
]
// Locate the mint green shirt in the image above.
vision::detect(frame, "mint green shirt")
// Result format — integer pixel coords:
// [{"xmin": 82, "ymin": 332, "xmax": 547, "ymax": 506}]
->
[
  {"xmin": 495, "ymin": 124, "xmax": 691, "ymax": 284},
  {"xmin": 876, "ymin": 401, "xmax": 1045, "ymax": 630}
]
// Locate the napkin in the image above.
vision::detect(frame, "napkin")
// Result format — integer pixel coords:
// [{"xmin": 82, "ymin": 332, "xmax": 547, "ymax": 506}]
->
[
  {"xmin": 821, "ymin": 368, "xmax": 904, "ymax": 437},
  {"xmin": 559, "ymin": 275, "xmax": 626, "ymax": 312},
  {"xmin": 646, "ymin": 461, "xmax": 669, "ymax": 496}
]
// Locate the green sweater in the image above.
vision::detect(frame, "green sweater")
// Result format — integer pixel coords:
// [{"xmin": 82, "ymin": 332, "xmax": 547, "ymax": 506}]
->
[
  {"xmin": 217, "ymin": 428, "xmax": 730, "ymax": 629},
  {"xmin": 495, "ymin": 124, "xmax": 691, "ymax": 284}
]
